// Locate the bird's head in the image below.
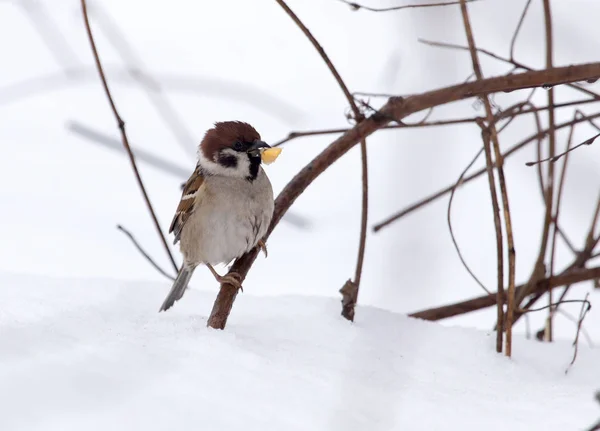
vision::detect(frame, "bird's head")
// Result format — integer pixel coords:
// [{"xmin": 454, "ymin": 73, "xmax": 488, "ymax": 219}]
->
[{"xmin": 198, "ymin": 121, "xmax": 271, "ymax": 181}]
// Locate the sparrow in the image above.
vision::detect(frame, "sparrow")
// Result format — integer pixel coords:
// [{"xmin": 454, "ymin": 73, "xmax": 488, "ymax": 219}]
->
[{"xmin": 159, "ymin": 121, "xmax": 275, "ymax": 312}]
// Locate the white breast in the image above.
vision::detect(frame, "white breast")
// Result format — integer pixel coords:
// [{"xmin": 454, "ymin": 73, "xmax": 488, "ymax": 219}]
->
[{"xmin": 179, "ymin": 168, "xmax": 274, "ymax": 266}]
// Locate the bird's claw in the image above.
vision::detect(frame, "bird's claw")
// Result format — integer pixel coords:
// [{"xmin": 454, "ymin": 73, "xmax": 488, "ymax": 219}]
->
[
  {"xmin": 257, "ymin": 239, "xmax": 268, "ymax": 258},
  {"xmin": 217, "ymin": 272, "xmax": 244, "ymax": 292}
]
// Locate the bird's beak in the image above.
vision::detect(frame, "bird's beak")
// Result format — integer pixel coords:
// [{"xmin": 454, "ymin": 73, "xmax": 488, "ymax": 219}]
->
[
  {"xmin": 247, "ymin": 140, "xmax": 270, "ymax": 157},
  {"xmin": 248, "ymin": 139, "xmax": 271, "ymax": 155}
]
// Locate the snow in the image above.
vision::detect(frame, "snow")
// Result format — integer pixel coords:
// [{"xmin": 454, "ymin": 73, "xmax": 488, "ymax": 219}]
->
[{"xmin": 1, "ymin": 272, "xmax": 599, "ymax": 431}]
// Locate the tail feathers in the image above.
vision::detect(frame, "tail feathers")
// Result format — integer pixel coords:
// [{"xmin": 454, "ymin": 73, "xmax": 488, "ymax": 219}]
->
[{"xmin": 159, "ymin": 266, "xmax": 195, "ymax": 312}]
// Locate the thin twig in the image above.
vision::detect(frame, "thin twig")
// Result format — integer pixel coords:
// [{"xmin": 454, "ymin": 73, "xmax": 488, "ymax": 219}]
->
[
  {"xmin": 80, "ymin": 0, "xmax": 179, "ymax": 274},
  {"xmin": 509, "ymin": 0, "xmax": 532, "ymax": 61},
  {"xmin": 525, "ymin": 132, "xmax": 600, "ymax": 166},
  {"xmin": 337, "ymin": 0, "xmax": 478, "ymax": 12},
  {"xmin": 274, "ymin": 0, "xmax": 368, "ymax": 322},
  {"xmin": 117, "ymin": 225, "xmax": 176, "ymax": 281},
  {"xmin": 555, "ymin": 308, "xmax": 594, "ymax": 347},
  {"xmin": 548, "ymin": 118, "xmax": 578, "ymax": 322},
  {"xmin": 566, "ymin": 293, "xmax": 591, "ymax": 373},
  {"xmin": 447, "ymin": 146, "xmax": 490, "ymax": 294},
  {"xmin": 520, "ymin": 298, "xmax": 591, "ymax": 314}
]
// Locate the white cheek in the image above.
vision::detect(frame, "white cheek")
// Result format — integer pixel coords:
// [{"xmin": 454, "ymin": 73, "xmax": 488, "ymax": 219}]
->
[{"xmin": 198, "ymin": 149, "xmax": 250, "ymax": 178}]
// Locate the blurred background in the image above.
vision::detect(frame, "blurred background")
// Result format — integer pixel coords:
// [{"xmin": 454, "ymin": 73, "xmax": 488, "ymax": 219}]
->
[{"xmin": 1, "ymin": 0, "xmax": 599, "ymax": 341}]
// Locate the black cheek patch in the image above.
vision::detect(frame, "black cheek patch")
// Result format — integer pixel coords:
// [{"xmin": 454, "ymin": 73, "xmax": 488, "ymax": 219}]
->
[
  {"xmin": 218, "ymin": 153, "xmax": 238, "ymax": 168},
  {"xmin": 247, "ymin": 153, "xmax": 261, "ymax": 181}
]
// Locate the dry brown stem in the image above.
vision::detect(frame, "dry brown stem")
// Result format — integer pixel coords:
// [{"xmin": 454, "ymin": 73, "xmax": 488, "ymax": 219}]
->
[
  {"xmin": 525, "ymin": 131, "xmax": 600, "ymax": 166},
  {"xmin": 566, "ymin": 293, "xmax": 591, "ymax": 373},
  {"xmin": 447, "ymin": 146, "xmax": 489, "ymax": 294}
]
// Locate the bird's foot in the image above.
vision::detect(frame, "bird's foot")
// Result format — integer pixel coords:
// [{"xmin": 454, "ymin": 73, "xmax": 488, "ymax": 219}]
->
[{"xmin": 217, "ymin": 272, "xmax": 244, "ymax": 292}]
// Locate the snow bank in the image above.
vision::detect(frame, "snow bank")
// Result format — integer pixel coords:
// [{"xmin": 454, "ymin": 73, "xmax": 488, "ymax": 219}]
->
[{"xmin": 0, "ymin": 272, "xmax": 598, "ymax": 430}]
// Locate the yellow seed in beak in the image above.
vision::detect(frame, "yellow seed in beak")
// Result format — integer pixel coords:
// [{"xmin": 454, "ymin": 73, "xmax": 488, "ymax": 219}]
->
[{"xmin": 261, "ymin": 147, "xmax": 282, "ymax": 165}]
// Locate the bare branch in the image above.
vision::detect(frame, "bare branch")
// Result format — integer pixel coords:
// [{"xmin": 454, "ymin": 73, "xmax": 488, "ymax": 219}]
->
[
  {"xmin": 509, "ymin": 0, "xmax": 532, "ymax": 61},
  {"xmin": 566, "ymin": 293, "xmax": 591, "ymax": 373},
  {"xmin": 447, "ymin": 145, "xmax": 490, "ymax": 294},
  {"xmin": 525, "ymin": 132, "xmax": 600, "ymax": 166}
]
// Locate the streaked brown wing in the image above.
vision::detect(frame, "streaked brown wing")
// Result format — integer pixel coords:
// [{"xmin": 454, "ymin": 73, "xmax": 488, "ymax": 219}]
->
[{"xmin": 169, "ymin": 165, "xmax": 205, "ymax": 244}]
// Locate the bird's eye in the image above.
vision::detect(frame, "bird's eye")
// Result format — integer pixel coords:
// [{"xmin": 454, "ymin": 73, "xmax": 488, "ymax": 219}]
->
[{"xmin": 233, "ymin": 141, "xmax": 244, "ymax": 151}]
